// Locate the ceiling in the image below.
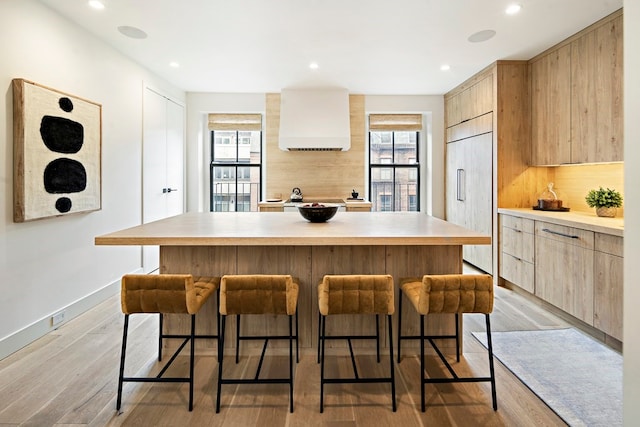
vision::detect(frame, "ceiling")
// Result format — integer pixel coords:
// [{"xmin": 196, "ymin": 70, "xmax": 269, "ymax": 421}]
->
[{"xmin": 38, "ymin": 0, "xmax": 622, "ymax": 95}]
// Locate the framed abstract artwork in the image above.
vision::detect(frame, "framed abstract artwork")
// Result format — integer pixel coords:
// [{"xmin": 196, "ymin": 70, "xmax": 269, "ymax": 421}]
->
[{"xmin": 12, "ymin": 79, "xmax": 102, "ymax": 222}]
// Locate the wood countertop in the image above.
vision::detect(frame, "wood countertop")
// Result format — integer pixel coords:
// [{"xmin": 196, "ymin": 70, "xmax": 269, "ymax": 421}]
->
[
  {"xmin": 95, "ymin": 211, "xmax": 491, "ymax": 246},
  {"xmin": 498, "ymin": 208, "xmax": 624, "ymax": 237}
]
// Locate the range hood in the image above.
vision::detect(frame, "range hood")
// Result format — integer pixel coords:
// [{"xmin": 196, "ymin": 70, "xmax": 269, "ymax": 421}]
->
[{"xmin": 278, "ymin": 88, "xmax": 351, "ymax": 151}]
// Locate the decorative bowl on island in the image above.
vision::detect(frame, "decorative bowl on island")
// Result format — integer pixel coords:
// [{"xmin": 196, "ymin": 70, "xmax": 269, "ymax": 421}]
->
[{"xmin": 297, "ymin": 203, "xmax": 339, "ymax": 223}]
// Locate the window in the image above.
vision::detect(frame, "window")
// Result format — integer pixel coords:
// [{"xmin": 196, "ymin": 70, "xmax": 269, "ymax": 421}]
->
[
  {"xmin": 368, "ymin": 114, "xmax": 421, "ymax": 212},
  {"xmin": 209, "ymin": 114, "xmax": 262, "ymax": 212}
]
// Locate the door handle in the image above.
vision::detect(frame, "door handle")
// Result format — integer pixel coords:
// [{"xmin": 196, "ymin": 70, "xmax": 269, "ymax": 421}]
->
[
  {"xmin": 456, "ymin": 169, "xmax": 465, "ymax": 201},
  {"xmin": 542, "ymin": 228, "xmax": 578, "ymax": 239},
  {"xmin": 162, "ymin": 188, "xmax": 178, "ymax": 193}
]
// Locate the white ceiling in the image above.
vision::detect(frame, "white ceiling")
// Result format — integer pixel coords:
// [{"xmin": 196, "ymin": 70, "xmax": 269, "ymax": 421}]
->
[{"xmin": 38, "ymin": 0, "xmax": 622, "ymax": 95}]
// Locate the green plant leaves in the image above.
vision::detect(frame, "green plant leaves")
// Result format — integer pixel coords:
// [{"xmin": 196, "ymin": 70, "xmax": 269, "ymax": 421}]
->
[{"xmin": 585, "ymin": 187, "xmax": 622, "ymax": 208}]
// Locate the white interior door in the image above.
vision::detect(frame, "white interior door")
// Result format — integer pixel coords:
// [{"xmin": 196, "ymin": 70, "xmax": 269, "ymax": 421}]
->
[{"xmin": 142, "ymin": 87, "xmax": 184, "ymax": 272}]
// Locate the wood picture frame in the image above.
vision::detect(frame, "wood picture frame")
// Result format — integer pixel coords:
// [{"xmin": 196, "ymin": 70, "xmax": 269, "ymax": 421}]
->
[{"xmin": 12, "ymin": 79, "xmax": 102, "ymax": 222}]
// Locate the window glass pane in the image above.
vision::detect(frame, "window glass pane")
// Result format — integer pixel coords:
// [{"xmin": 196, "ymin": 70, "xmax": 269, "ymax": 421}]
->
[
  {"xmin": 394, "ymin": 132, "xmax": 417, "ymax": 164},
  {"xmin": 213, "ymin": 131, "xmax": 237, "ymax": 162},
  {"xmin": 395, "ymin": 168, "xmax": 419, "ymax": 211},
  {"xmin": 370, "ymin": 131, "xmax": 393, "ymax": 164},
  {"xmin": 371, "ymin": 167, "xmax": 394, "ymax": 211},
  {"xmin": 237, "ymin": 130, "xmax": 261, "ymax": 164}
]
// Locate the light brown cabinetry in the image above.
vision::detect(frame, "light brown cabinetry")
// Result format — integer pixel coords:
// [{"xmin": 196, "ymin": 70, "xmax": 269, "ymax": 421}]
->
[
  {"xmin": 445, "ymin": 75, "xmax": 493, "ymax": 127},
  {"xmin": 594, "ymin": 233, "xmax": 623, "ymax": 340},
  {"xmin": 500, "ymin": 215, "xmax": 535, "ymax": 293},
  {"xmin": 445, "ymin": 61, "xmax": 531, "ymax": 277},
  {"xmin": 535, "ymin": 221, "xmax": 594, "ymax": 324},
  {"xmin": 530, "ymin": 45, "xmax": 571, "ymax": 165},
  {"xmin": 530, "ymin": 11, "xmax": 623, "ymax": 165}
]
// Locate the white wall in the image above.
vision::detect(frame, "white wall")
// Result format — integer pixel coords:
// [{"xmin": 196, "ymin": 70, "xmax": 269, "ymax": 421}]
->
[
  {"xmin": 623, "ymin": 1, "xmax": 640, "ymax": 423},
  {"xmin": 0, "ymin": 0, "xmax": 184, "ymax": 358},
  {"xmin": 365, "ymin": 95, "xmax": 445, "ymax": 218}
]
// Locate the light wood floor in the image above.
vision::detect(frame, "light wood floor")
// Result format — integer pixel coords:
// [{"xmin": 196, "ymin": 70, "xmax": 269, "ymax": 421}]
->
[{"xmin": 0, "ymin": 267, "xmax": 577, "ymax": 427}]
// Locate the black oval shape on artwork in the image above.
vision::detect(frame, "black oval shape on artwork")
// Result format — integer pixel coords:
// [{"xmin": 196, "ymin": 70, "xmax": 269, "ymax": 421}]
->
[
  {"xmin": 44, "ymin": 158, "xmax": 87, "ymax": 194},
  {"xmin": 59, "ymin": 97, "xmax": 74, "ymax": 112},
  {"xmin": 55, "ymin": 197, "xmax": 72, "ymax": 213},
  {"xmin": 40, "ymin": 115, "xmax": 84, "ymax": 154}
]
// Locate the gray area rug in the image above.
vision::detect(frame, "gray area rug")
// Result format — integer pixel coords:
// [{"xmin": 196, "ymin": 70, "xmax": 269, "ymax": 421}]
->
[{"xmin": 472, "ymin": 328, "xmax": 622, "ymax": 427}]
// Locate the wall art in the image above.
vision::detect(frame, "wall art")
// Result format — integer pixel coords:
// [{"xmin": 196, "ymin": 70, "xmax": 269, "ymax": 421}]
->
[{"xmin": 13, "ymin": 79, "xmax": 102, "ymax": 222}]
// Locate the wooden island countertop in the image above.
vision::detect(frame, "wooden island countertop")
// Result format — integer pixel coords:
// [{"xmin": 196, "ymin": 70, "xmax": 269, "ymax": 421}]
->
[
  {"xmin": 95, "ymin": 211, "xmax": 490, "ymax": 246},
  {"xmin": 95, "ymin": 211, "xmax": 490, "ymax": 355}
]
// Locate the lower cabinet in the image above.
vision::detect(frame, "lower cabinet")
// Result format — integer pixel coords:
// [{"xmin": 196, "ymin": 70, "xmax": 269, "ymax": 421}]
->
[
  {"xmin": 594, "ymin": 233, "xmax": 624, "ymax": 340},
  {"xmin": 535, "ymin": 221, "xmax": 594, "ymax": 325},
  {"xmin": 500, "ymin": 215, "xmax": 535, "ymax": 293},
  {"xmin": 499, "ymin": 213, "xmax": 623, "ymax": 340}
]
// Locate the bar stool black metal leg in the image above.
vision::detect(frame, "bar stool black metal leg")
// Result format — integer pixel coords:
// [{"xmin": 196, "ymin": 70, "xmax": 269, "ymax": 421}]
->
[
  {"xmin": 420, "ymin": 314, "xmax": 426, "ymax": 412},
  {"xmin": 486, "ymin": 314, "xmax": 498, "ymax": 410},
  {"xmin": 375, "ymin": 314, "xmax": 380, "ymax": 363},
  {"xmin": 116, "ymin": 314, "xmax": 129, "ymax": 411},
  {"xmin": 388, "ymin": 314, "xmax": 397, "ymax": 412},
  {"xmin": 158, "ymin": 313, "xmax": 163, "ymax": 361},
  {"xmin": 189, "ymin": 314, "xmax": 195, "ymax": 411},
  {"xmin": 397, "ymin": 290, "xmax": 403, "ymax": 363},
  {"xmin": 320, "ymin": 314, "xmax": 326, "ymax": 413},
  {"xmin": 216, "ymin": 315, "xmax": 226, "ymax": 413},
  {"xmin": 455, "ymin": 313, "xmax": 461, "ymax": 362},
  {"xmin": 235, "ymin": 315, "xmax": 241, "ymax": 364},
  {"xmin": 289, "ymin": 315, "xmax": 294, "ymax": 413}
]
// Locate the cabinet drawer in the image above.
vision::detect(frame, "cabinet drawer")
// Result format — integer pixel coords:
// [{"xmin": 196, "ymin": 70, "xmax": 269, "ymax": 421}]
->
[
  {"xmin": 501, "ymin": 252, "xmax": 534, "ymax": 293},
  {"xmin": 501, "ymin": 226, "xmax": 534, "ymax": 263},
  {"xmin": 501, "ymin": 215, "xmax": 534, "ymax": 234},
  {"xmin": 595, "ymin": 233, "xmax": 623, "ymax": 257},
  {"xmin": 535, "ymin": 221, "xmax": 594, "ymax": 250}
]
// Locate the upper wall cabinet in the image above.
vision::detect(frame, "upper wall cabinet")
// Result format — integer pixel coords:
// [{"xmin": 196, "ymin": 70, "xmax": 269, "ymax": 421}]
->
[
  {"xmin": 530, "ymin": 11, "xmax": 623, "ymax": 165},
  {"xmin": 531, "ymin": 45, "xmax": 572, "ymax": 165},
  {"xmin": 445, "ymin": 75, "xmax": 493, "ymax": 128},
  {"xmin": 571, "ymin": 14, "xmax": 623, "ymax": 163}
]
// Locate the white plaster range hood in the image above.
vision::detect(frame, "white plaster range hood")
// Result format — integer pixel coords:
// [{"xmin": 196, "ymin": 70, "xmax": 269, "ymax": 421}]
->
[{"xmin": 278, "ymin": 87, "xmax": 351, "ymax": 151}]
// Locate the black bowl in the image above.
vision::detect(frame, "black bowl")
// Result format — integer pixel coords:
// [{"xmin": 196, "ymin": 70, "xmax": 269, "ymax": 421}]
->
[{"xmin": 297, "ymin": 203, "xmax": 339, "ymax": 223}]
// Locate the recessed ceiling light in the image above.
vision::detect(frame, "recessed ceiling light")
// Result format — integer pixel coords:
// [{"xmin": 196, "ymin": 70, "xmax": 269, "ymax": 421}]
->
[
  {"xmin": 88, "ymin": 0, "xmax": 105, "ymax": 10},
  {"xmin": 309, "ymin": 62, "xmax": 319, "ymax": 70},
  {"xmin": 440, "ymin": 64, "xmax": 451, "ymax": 71},
  {"xmin": 468, "ymin": 29, "xmax": 496, "ymax": 43},
  {"xmin": 117, "ymin": 25, "xmax": 147, "ymax": 39},
  {"xmin": 505, "ymin": 4, "xmax": 522, "ymax": 15},
  {"xmin": 169, "ymin": 61, "xmax": 180, "ymax": 68}
]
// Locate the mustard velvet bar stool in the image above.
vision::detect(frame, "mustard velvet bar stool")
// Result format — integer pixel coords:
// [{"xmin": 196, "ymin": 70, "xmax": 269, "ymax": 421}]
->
[
  {"xmin": 318, "ymin": 274, "xmax": 396, "ymax": 413},
  {"xmin": 216, "ymin": 274, "xmax": 299, "ymax": 413},
  {"xmin": 116, "ymin": 274, "xmax": 220, "ymax": 412},
  {"xmin": 396, "ymin": 274, "xmax": 497, "ymax": 412}
]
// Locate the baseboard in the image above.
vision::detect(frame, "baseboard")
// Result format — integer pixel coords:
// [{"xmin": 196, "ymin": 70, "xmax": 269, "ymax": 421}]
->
[{"xmin": 0, "ymin": 268, "xmax": 143, "ymax": 361}]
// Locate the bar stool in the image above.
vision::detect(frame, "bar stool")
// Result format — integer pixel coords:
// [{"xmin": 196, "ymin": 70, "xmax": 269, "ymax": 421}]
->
[
  {"xmin": 216, "ymin": 274, "xmax": 299, "ymax": 413},
  {"xmin": 116, "ymin": 274, "xmax": 220, "ymax": 412},
  {"xmin": 397, "ymin": 274, "xmax": 497, "ymax": 412},
  {"xmin": 318, "ymin": 274, "xmax": 396, "ymax": 412}
]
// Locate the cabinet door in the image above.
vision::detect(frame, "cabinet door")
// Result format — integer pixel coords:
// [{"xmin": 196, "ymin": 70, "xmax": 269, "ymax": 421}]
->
[
  {"xmin": 445, "ymin": 141, "xmax": 465, "ymax": 227},
  {"xmin": 594, "ymin": 251, "xmax": 623, "ymax": 340},
  {"xmin": 535, "ymin": 223, "xmax": 594, "ymax": 324},
  {"xmin": 593, "ymin": 233, "xmax": 623, "ymax": 340},
  {"xmin": 445, "ymin": 92, "xmax": 462, "ymax": 128},
  {"xmin": 462, "ymin": 133, "xmax": 493, "ymax": 273},
  {"xmin": 531, "ymin": 45, "xmax": 571, "ymax": 165},
  {"xmin": 571, "ymin": 15, "xmax": 623, "ymax": 163}
]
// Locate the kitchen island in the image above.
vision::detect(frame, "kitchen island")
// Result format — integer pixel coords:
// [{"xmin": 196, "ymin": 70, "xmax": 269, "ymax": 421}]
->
[{"xmin": 96, "ymin": 211, "xmax": 490, "ymax": 355}]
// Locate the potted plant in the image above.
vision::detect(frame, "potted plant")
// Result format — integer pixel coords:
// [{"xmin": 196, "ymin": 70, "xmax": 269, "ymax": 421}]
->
[{"xmin": 585, "ymin": 187, "xmax": 622, "ymax": 217}]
